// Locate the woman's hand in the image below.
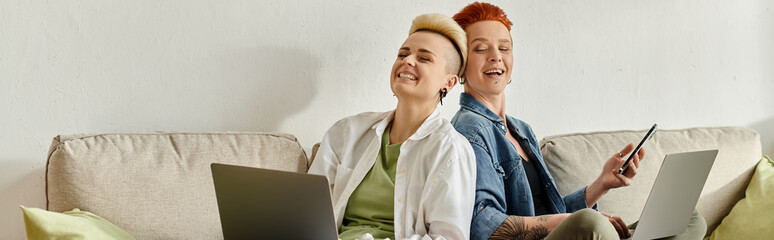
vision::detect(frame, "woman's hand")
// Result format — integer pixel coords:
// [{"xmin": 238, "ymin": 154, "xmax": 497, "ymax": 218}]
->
[
  {"xmin": 599, "ymin": 143, "xmax": 645, "ymax": 189},
  {"xmin": 600, "ymin": 212, "xmax": 631, "ymax": 238},
  {"xmin": 586, "ymin": 143, "xmax": 645, "ymax": 206}
]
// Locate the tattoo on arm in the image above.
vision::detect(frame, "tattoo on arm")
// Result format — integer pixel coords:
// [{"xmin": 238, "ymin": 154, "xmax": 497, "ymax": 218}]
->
[
  {"xmin": 536, "ymin": 215, "xmax": 552, "ymax": 222},
  {"xmin": 489, "ymin": 216, "xmax": 549, "ymax": 240}
]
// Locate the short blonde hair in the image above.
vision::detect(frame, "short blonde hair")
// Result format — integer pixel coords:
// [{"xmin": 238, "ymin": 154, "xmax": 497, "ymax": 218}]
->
[{"xmin": 409, "ymin": 13, "xmax": 468, "ymax": 76}]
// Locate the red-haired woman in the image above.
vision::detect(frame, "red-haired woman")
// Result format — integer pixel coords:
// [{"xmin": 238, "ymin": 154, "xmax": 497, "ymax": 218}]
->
[{"xmin": 450, "ymin": 2, "xmax": 706, "ymax": 240}]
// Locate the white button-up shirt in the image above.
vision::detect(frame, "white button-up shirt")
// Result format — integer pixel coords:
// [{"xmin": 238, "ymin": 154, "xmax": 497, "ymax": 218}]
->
[{"xmin": 308, "ymin": 109, "xmax": 476, "ymax": 240}]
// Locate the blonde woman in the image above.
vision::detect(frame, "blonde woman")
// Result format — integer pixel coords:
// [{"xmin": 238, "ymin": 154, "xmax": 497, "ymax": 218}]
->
[{"xmin": 309, "ymin": 13, "xmax": 476, "ymax": 240}]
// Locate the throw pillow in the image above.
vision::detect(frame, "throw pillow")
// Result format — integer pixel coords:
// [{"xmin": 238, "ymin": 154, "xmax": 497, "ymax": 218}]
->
[
  {"xmin": 21, "ymin": 206, "xmax": 135, "ymax": 240},
  {"xmin": 705, "ymin": 155, "xmax": 773, "ymax": 240}
]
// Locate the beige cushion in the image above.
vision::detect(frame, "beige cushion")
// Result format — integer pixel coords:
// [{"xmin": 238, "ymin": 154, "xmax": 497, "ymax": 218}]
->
[
  {"xmin": 46, "ymin": 132, "xmax": 308, "ymax": 240},
  {"xmin": 309, "ymin": 142, "xmax": 321, "ymax": 170},
  {"xmin": 540, "ymin": 127, "xmax": 761, "ymax": 235}
]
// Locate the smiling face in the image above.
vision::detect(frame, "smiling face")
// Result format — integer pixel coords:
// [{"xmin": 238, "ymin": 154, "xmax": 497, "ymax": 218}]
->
[
  {"xmin": 390, "ymin": 31, "xmax": 459, "ymax": 105},
  {"xmin": 463, "ymin": 21, "xmax": 514, "ymax": 97}
]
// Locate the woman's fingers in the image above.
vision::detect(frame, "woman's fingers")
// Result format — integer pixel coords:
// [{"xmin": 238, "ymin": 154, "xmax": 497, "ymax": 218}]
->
[
  {"xmin": 612, "ymin": 169, "xmax": 631, "ymax": 186},
  {"xmin": 611, "ymin": 151, "xmax": 625, "ymax": 162},
  {"xmin": 619, "ymin": 143, "xmax": 635, "ymax": 157},
  {"xmin": 633, "ymin": 148, "xmax": 642, "ymax": 168},
  {"xmin": 624, "ymin": 160, "xmax": 638, "ymax": 178},
  {"xmin": 601, "ymin": 212, "xmax": 631, "ymax": 238},
  {"xmin": 612, "ymin": 216, "xmax": 631, "ymax": 238},
  {"xmin": 609, "ymin": 217, "xmax": 624, "ymax": 237},
  {"xmin": 624, "ymin": 147, "xmax": 645, "ymax": 178},
  {"xmin": 634, "ymin": 147, "xmax": 645, "ymax": 167}
]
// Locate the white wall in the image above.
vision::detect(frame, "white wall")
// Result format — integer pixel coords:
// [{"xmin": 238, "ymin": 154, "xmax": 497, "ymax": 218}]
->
[{"xmin": 2, "ymin": 0, "xmax": 772, "ymax": 238}]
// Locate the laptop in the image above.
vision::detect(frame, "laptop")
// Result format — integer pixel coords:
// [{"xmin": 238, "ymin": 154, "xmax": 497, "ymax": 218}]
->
[
  {"xmin": 625, "ymin": 149, "xmax": 718, "ymax": 240},
  {"xmin": 211, "ymin": 163, "xmax": 339, "ymax": 240}
]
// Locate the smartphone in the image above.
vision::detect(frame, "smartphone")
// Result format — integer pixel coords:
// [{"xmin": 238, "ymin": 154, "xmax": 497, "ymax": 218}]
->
[{"xmin": 618, "ymin": 124, "xmax": 657, "ymax": 174}]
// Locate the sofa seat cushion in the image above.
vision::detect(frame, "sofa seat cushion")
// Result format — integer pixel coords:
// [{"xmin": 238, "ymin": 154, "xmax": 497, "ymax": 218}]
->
[
  {"xmin": 539, "ymin": 126, "xmax": 761, "ymax": 235},
  {"xmin": 46, "ymin": 132, "xmax": 308, "ymax": 240}
]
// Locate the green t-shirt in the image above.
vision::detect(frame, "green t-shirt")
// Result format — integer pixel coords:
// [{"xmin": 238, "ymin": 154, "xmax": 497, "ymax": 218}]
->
[{"xmin": 338, "ymin": 124, "xmax": 401, "ymax": 240}]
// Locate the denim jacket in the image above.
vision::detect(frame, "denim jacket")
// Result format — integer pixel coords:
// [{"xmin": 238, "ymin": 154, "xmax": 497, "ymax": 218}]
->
[{"xmin": 451, "ymin": 93, "xmax": 597, "ymax": 240}]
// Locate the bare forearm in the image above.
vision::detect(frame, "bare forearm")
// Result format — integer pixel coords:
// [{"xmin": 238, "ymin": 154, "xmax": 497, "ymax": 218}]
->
[
  {"xmin": 585, "ymin": 179, "xmax": 609, "ymax": 207},
  {"xmin": 489, "ymin": 214, "xmax": 569, "ymax": 240}
]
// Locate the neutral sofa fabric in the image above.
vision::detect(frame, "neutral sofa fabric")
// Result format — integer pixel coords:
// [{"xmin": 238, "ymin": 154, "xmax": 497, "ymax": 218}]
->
[
  {"xmin": 540, "ymin": 126, "xmax": 761, "ymax": 236},
  {"xmin": 44, "ymin": 127, "xmax": 760, "ymax": 239},
  {"xmin": 46, "ymin": 132, "xmax": 308, "ymax": 240}
]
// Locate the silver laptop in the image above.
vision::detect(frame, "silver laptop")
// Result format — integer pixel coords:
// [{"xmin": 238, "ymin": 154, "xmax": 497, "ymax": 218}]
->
[
  {"xmin": 211, "ymin": 163, "xmax": 339, "ymax": 240},
  {"xmin": 625, "ymin": 149, "xmax": 718, "ymax": 240}
]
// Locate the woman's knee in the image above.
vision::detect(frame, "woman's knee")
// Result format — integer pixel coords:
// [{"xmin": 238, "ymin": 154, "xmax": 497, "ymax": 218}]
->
[
  {"xmin": 685, "ymin": 209, "xmax": 707, "ymax": 238},
  {"xmin": 564, "ymin": 209, "xmax": 618, "ymax": 237},
  {"xmin": 568, "ymin": 209, "xmax": 607, "ymax": 226}
]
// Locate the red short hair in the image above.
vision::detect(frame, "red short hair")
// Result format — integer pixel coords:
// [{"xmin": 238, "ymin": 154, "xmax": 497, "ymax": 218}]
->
[{"xmin": 452, "ymin": 2, "xmax": 513, "ymax": 31}]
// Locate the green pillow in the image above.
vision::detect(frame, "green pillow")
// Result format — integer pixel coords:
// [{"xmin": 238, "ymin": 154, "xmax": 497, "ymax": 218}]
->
[
  {"xmin": 706, "ymin": 155, "xmax": 773, "ymax": 240},
  {"xmin": 21, "ymin": 206, "xmax": 135, "ymax": 240}
]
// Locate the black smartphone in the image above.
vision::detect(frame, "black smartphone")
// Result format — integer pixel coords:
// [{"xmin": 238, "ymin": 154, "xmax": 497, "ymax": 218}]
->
[{"xmin": 618, "ymin": 124, "xmax": 657, "ymax": 174}]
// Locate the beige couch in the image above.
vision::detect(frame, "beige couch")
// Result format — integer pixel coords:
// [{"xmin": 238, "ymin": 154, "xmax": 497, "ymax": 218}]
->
[
  {"xmin": 46, "ymin": 132, "xmax": 310, "ymax": 240},
  {"xmin": 44, "ymin": 127, "xmax": 760, "ymax": 239},
  {"xmin": 540, "ymin": 126, "xmax": 761, "ymax": 237}
]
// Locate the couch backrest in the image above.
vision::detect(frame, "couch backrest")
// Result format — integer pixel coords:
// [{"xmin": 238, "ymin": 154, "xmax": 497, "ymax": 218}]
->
[
  {"xmin": 46, "ymin": 132, "xmax": 308, "ymax": 240},
  {"xmin": 540, "ymin": 126, "xmax": 761, "ymax": 236}
]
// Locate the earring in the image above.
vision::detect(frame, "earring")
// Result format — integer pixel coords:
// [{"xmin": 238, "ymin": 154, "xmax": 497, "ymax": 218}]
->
[
  {"xmin": 507, "ymin": 78, "xmax": 512, "ymax": 84},
  {"xmin": 439, "ymin": 88, "xmax": 448, "ymax": 105},
  {"xmin": 459, "ymin": 77, "xmax": 466, "ymax": 84}
]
